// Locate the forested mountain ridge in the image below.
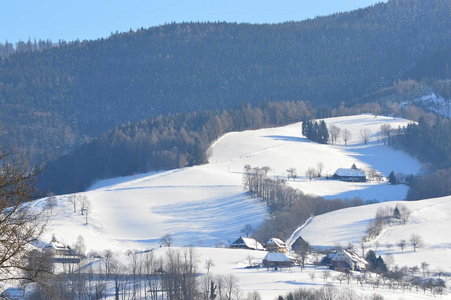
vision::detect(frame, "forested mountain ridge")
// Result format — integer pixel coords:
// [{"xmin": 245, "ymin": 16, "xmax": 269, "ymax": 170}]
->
[{"xmin": 1, "ymin": 0, "xmax": 451, "ymax": 163}]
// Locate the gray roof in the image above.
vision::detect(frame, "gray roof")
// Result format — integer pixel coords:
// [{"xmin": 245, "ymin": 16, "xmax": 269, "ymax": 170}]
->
[
  {"xmin": 333, "ymin": 168, "xmax": 366, "ymax": 177},
  {"xmin": 263, "ymin": 252, "xmax": 291, "ymax": 262}
]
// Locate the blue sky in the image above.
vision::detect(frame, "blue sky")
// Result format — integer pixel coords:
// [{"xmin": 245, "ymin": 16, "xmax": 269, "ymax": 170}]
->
[{"xmin": 2, "ymin": 0, "xmax": 386, "ymax": 44}]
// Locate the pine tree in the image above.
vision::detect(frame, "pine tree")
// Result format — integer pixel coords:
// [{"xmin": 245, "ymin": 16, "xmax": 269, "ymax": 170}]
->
[
  {"xmin": 388, "ymin": 171, "xmax": 397, "ymax": 184},
  {"xmin": 393, "ymin": 206, "xmax": 401, "ymax": 219}
]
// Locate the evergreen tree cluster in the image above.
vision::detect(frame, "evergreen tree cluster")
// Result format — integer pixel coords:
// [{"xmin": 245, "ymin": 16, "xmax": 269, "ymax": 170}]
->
[
  {"xmin": 0, "ymin": 39, "xmax": 57, "ymax": 58},
  {"xmin": 0, "ymin": 0, "xmax": 450, "ymax": 163},
  {"xmin": 365, "ymin": 250, "xmax": 388, "ymax": 274},
  {"xmin": 393, "ymin": 116, "xmax": 451, "ymax": 199},
  {"xmin": 39, "ymin": 101, "xmax": 312, "ymax": 194},
  {"xmin": 301, "ymin": 120, "xmax": 329, "ymax": 144},
  {"xmin": 393, "ymin": 117, "xmax": 451, "ymax": 169}
]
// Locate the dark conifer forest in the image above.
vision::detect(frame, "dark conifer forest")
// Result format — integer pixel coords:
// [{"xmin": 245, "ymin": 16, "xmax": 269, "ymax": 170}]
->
[
  {"xmin": 1, "ymin": 0, "xmax": 450, "ymax": 164},
  {"xmin": 38, "ymin": 101, "xmax": 312, "ymax": 193}
]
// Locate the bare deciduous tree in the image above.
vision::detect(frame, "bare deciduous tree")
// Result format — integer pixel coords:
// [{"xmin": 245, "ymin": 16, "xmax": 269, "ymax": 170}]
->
[
  {"xmin": 223, "ymin": 274, "xmax": 239, "ymax": 300},
  {"xmin": 45, "ymin": 193, "xmax": 57, "ymax": 213},
  {"xmin": 261, "ymin": 166, "xmax": 271, "ymax": 176},
  {"xmin": 386, "ymin": 243, "xmax": 393, "ymax": 252},
  {"xmin": 241, "ymin": 224, "xmax": 254, "ymax": 237},
  {"xmin": 79, "ymin": 196, "xmax": 91, "ymax": 224},
  {"xmin": 68, "ymin": 194, "xmax": 77, "ymax": 213},
  {"xmin": 73, "ymin": 235, "xmax": 86, "ymax": 258},
  {"xmin": 286, "ymin": 168, "xmax": 297, "ymax": 181},
  {"xmin": 78, "ymin": 195, "xmax": 89, "ymax": 215},
  {"xmin": 397, "ymin": 239, "xmax": 407, "ymax": 252},
  {"xmin": 205, "ymin": 258, "xmax": 215, "ymax": 274},
  {"xmin": 380, "ymin": 124, "xmax": 392, "ymax": 145},
  {"xmin": 245, "ymin": 254, "xmax": 254, "ymax": 267},
  {"xmin": 308, "ymin": 272, "xmax": 315, "ymax": 281},
  {"xmin": 409, "ymin": 233, "xmax": 424, "ymax": 252},
  {"xmin": 246, "ymin": 291, "xmax": 262, "ymax": 300},
  {"xmin": 103, "ymin": 249, "xmax": 115, "ymax": 275},
  {"xmin": 360, "ymin": 128, "xmax": 372, "ymax": 145},
  {"xmin": 322, "ymin": 271, "xmax": 330, "ymax": 282},
  {"xmin": 0, "ymin": 143, "xmax": 50, "ymax": 287},
  {"xmin": 395, "ymin": 172, "xmax": 406, "ymax": 184},
  {"xmin": 305, "ymin": 167, "xmax": 316, "ymax": 181},
  {"xmin": 160, "ymin": 233, "xmax": 173, "ymax": 247},
  {"xmin": 328, "ymin": 125, "xmax": 340, "ymax": 145},
  {"xmin": 316, "ymin": 161, "xmax": 324, "ymax": 178},
  {"xmin": 341, "ymin": 129, "xmax": 351, "ymax": 145}
]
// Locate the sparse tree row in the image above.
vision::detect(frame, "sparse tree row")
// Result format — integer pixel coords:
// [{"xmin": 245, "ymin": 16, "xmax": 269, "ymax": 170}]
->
[
  {"xmin": 29, "ymin": 247, "xmax": 254, "ymax": 300},
  {"xmin": 364, "ymin": 205, "xmax": 410, "ymax": 241},
  {"xmin": 243, "ymin": 166, "xmax": 375, "ymax": 241},
  {"xmin": 39, "ymin": 101, "xmax": 312, "ymax": 194},
  {"xmin": 279, "ymin": 285, "xmax": 386, "ymax": 300}
]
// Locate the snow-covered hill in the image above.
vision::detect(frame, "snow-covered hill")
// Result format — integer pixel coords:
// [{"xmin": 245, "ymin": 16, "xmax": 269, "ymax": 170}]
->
[
  {"xmin": 297, "ymin": 195, "xmax": 451, "ymax": 271},
  {"xmin": 37, "ymin": 114, "xmax": 421, "ymax": 252}
]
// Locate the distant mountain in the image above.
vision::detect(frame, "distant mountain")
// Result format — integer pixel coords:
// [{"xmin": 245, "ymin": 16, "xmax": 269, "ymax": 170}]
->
[{"xmin": 1, "ymin": 0, "xmax": 450, "ymax": 163}]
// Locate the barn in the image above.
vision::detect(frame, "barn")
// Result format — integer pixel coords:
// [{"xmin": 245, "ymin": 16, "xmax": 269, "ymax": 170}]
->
[
  {"xmin": 262, "ymin": 252, "xmax": 293, "ymax": 269},
  {"xmin": 229, "ymin": 236, "xmax": 264, "ymax": 250},
  {"xmin": 332, "ymin": 168, "xmax": 366, "ymax": 182}
]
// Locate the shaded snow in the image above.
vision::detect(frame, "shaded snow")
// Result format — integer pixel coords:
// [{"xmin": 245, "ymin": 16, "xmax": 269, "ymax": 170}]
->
[{"xmin": 39, "ymin": 114, "xmax": 420, "ymax": 252}]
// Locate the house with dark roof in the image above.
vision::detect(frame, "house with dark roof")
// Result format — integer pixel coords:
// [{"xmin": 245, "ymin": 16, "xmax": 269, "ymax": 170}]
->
[
  {"xmin": 230, "ymin": 236, "xmax": 264, "ymax": 250},
  {"xmin": 290, "ymin": 235, "xmax": 310, "ymax": 252},
  {"xmin": 332, "ymin": 167, "xmax": 366, "ymax": 182},
  {"xmin": 266, "ymin": 238, "xmax": 287, "ymax": 253},
  {"xmin": 330, "ymin": 249, "xmax": 369, "ymax": 272}
]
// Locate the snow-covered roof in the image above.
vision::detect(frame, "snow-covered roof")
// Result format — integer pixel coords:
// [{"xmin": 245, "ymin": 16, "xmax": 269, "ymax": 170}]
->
[
  {"xmin": 332, "ymin": 249, "xmax": 368, "ymax": 265},
  {"xmin": 263, "ymin": 252, "xmax": 291, "ymax": 262},
  {"xmin": 333, "ymin": 168, "xmax": 366, "ymax": 177},
  {"xmin": 232, "ymin": 237, "xmax": 264, "ymax": 250},
  {"xmin": 44, "ymin": 241, "xmax": 69, "ymax": 250},
  {"xmin": 267, "ymin": 238, "xmax": 286, "ymax": 247}
]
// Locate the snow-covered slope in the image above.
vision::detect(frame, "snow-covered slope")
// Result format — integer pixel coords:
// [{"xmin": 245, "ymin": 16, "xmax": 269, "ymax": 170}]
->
[
  {"xmin": 298, "ymin": 196, "xmax": 451, "ymax": 271},
  {"xmin": 38, "ymin": 114, "xmax": 420, "ymax": 251}
]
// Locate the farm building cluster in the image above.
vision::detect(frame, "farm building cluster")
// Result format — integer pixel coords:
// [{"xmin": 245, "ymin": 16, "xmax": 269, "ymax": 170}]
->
[{"xmin": 229, "ymin": 235, "xmax": 369, "ymax": 272}]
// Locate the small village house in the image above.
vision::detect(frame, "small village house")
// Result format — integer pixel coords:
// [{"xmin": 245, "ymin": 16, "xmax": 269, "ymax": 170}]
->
[
  {"xmin": 43, "ymin": 240, "xmax": 70, "ymax": 256},
  {"xmin": 262, "ymin": 252, "xmax": 293, "ymax": 269},
  {"xmin": 332, "ymin": 165, "xmax": 366, "ymax": 182},
  {"xmin": 266, "ymin": 238, "xmax": 287, "ymax": 253},
  {"xmin": 229, "ymin": 236, "xmax": 265, "ymax": 250},
  {"xmin": 330, "ymin": 249, "xmax": 369, "ymax": 272}
]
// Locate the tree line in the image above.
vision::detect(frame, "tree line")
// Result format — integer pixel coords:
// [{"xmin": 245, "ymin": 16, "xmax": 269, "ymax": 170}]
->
[
  {"xmin": 391, "ymin": 116, "xmax": 451, "ymax": 199},
  {"xmin": 242, "ymin": 165, "xmax": 376, "ymax": 242},
  {"xmin": 29, "ymin": 247, "xmax": 256, "ymax": 300},
  {"xmin": 1, "ymin": 0, "xmax": 450, "ymax": 165},
  {"xmin": 38, "ymin": 101, "xmax": 312, "ymax": 194},
  {"xmin": 0, "ymin": 39, "xmax": 58, "ymax": 58}
]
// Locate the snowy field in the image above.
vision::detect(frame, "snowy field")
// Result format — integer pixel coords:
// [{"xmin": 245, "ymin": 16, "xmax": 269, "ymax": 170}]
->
[
  {"xmin": 26, "ymin": 114, "xmax": 451, "ymax": 298},
  {"xmin": 37, "ymin": 114, "xmax": 421, "ymax": 252}
]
